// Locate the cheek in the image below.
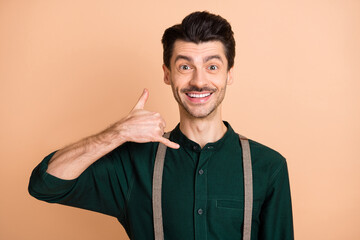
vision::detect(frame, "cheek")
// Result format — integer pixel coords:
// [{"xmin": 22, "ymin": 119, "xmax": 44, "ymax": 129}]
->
[
  {"xmin": 173, "ymin": 69, "xmax": 190, "ymax": 77},
  {"xmin": 207, "ymin": 74, "xmax": 227, "ymax": 86},
  {"xmin": 171, "ymin": 72, "xmax": 191, "ymax": 85}
]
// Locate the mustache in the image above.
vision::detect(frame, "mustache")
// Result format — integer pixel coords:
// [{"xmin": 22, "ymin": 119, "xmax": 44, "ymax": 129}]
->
[{"xmin": 181, "ymin": 87, "xmax": 217, "ymax": 93}]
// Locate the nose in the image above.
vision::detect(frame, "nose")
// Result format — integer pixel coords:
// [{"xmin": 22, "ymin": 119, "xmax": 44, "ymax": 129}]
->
[{"xmin": 189, "ymin": 69, "xmax": 208, "ymax": 89}]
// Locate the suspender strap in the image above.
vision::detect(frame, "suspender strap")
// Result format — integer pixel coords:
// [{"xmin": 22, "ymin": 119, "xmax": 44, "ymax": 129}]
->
[
  {"xmin": 152, "ymin": 132, "xmax": 253, "ymax": 240},
  {"xmin": 239, "ymin": 134, "xmax": 253, "ymax": 240},
  {"xmin": 152, "ymin": 132, "xmax": 170, "ymax": 240}
]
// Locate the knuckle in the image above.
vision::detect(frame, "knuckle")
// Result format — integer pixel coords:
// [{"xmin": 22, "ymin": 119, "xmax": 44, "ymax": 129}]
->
[
  {"xmin": 156, "ymin": 128, "xmax": 163, "ymax": 135},
  {"xmin": 152, "ymin": 128, "xmax": 162, "ymax": 135},
  {"xmin": 152, "ymin": 113, "xmax": 161, "ymax": 119}
]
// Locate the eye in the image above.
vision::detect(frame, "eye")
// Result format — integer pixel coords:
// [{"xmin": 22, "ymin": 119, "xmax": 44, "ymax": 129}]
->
[
  {"xmin": 180, "ymin": 65, "xmax": 191, "ymax": 70},
  {"xmin": 208, "ymin": 65, "xmax": 218, "ymax": 70}
]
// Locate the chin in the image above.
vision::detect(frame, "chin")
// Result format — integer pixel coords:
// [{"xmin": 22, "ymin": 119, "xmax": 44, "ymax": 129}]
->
[{"xmin": 183, "ymin": 106, "xmax": 217, "ymax": 119}]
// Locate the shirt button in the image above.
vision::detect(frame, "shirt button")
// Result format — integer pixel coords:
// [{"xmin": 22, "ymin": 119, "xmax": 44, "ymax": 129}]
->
[
  {"xmin": 198, "ymin": 169, "xmax": 204, "ymax": 175},
  {"xmin": 197, "ymin": 208, "xmax": 204, "ymax": 215},
  {"xmin": 192, "ymin": 146, "xmax": 198, "ymax": 151},
  {"xmin": 207, "ymin": 146, "xmax": 214, "ymax": 150}
]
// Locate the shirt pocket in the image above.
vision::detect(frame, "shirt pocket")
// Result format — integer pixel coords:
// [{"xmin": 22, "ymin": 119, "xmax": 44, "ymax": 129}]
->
[
  {"xmin": 216, "ymin": 199, "xmax": 260, "ymax": 211},
  {"xmin": 206, "ymin": 199, "xmax": 243, "ymax": 240},
  {"xmin": 207, "ymin": 199, "xmax": 260, "ymax": 240},
  {"xmin": 216, "ymin": 199, "xmax": 244, "ymax": 210}
]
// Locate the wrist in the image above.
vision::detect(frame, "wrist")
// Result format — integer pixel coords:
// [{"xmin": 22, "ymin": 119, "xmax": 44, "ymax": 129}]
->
[{"xmin": 95, "ymin": 122, "xmax": 128, "ymax": 148}]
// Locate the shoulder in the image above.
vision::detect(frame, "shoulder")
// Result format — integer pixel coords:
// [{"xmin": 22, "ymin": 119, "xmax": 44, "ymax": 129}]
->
[
  {"xmin": 89, "ymin": 141, "xmax": 159, "ymax": 171},
  {"xmin": 248, "ymin": 139, "xmax": 286, "ymax": 163},
  {"xmin": 110, "ymin": 141, "xmax": 160, "ymax": 166},
  {"xmin": 112, "ymin": 141, "xmax": 159, "ymax": 155},
  {"xmin": 247, "ymin": 138, "xmax": 287, "ymax": 180}
]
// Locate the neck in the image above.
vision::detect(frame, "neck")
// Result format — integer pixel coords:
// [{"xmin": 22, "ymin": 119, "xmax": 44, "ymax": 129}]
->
[{"xmin": 179, "ymin": 106, "xmax": 227, "ymax": 148}]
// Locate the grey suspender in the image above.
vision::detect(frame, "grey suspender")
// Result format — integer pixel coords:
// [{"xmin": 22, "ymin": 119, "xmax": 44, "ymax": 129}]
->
[
  {"xmin": 152, "ymin": 132, "xmax": 170, "ymax": 240},
  {"xmin": 238, "ymin": 134, "xmax": 253, "ymax": 240},
  {"xmin": 152, "ymin": 132, "xmax": 253, "ymax": 240}
]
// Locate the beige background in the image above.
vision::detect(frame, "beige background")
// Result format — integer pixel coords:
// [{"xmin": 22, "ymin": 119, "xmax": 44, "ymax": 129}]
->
[{"xmin": 1, "ymin": 0, "xmax": 359, "ymax": 239}]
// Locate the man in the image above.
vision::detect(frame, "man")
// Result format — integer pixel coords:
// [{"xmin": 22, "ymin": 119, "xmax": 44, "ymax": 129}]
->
[{"xmin": 29, "ymin": 11, "xmax": 294, "ymax": 240}]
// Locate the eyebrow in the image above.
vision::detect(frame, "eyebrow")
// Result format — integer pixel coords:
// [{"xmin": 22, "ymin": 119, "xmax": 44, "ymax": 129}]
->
[
  {"xmin": 174, "ymin": 55, "xmax": 192, "ymax": 63},
  {"xmin": 204, "ymin": 55, "xmax": 223, "ymax": 63},
  {"xmin": 174, "ymin": 54, "xmax": 224, "ymax": 64}
]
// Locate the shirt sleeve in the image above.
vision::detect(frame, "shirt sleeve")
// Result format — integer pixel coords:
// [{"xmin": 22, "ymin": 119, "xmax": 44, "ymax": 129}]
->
[
  {"xmin": 28, "ymin": 144, "xmax": 134, "ymax": 222},
  {"xmin": 258, "ymin": 160, "xmax": 294, "ymax": 240}
]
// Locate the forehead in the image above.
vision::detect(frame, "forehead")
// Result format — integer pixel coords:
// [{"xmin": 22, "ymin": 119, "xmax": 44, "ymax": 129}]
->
[{"xmin": 171, "ymin": 40, "xmax": 227, "ymax": 63}]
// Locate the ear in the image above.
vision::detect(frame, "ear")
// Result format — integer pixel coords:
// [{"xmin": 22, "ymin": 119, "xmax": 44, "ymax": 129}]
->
[
  {"xmin": 226, "ymin": 67, "xmax": 234, "ymax": 85},
  {"xmin": 162, "ymin": 64, "xmax": 171, "ymax": 85}
]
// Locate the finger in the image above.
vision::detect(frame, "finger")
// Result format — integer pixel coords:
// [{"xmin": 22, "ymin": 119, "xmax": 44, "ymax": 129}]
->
[
  {"xmin": 132, "ymin": 88, "xmax": 149, "ymax": 110},
  {"xmin": 159, "ymin": 137, "xmax": 180, "ymax": 149}
]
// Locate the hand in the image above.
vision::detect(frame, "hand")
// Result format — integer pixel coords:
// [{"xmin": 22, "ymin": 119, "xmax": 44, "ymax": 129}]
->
[{"xmin": 113, "ymin": 89, "xmax": 180, "ymax": 149}]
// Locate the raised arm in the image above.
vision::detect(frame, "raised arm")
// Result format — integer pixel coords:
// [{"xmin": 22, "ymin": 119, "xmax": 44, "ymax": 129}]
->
[{"xmin": 46, "ymin": 88, "xmax": 179, "ymax": 180}]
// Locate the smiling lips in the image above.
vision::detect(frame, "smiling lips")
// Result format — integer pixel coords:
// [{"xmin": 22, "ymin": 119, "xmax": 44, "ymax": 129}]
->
[
  {"xmin": 185, "ymin": 92, "xmax": 213, "ymax": 103},
  {"xmin": 187, "ymin": 92, "xmax": 211, "ymax": 98}
]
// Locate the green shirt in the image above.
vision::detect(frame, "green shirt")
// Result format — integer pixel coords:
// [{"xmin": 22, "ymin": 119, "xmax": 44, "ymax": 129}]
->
[{"xmin": 29, "ymin": 122, "xmax": 294, "ymax": 240}]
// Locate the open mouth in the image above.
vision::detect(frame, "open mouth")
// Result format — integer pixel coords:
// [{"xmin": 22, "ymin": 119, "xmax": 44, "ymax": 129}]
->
[
  {"xmin": 185, "ymin": 92, "xmax": 212, "ymax": 98},
  {"xmin": 185, "ymin": 92, "xmax": 213, "ymax": 103}
]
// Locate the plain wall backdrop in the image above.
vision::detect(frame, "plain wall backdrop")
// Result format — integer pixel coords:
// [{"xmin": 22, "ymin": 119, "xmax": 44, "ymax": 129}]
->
[{"xmin": 1, "ymin": 0, "xmax": 359, "ymax": 239}]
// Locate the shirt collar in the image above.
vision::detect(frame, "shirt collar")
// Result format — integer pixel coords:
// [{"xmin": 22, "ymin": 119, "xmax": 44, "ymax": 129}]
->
[{"xmin": 169, "ymin": 121, "xmax": 236, "ymax": 152}]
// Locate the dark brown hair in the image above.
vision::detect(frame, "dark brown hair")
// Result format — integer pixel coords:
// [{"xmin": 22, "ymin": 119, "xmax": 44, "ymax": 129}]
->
[{"xmin": 161, "ymin": 11, "xmax": 235, "ymax": 70}]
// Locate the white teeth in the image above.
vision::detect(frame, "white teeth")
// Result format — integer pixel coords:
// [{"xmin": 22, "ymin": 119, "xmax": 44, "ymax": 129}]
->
[{"xmin": 187, "ymin": 93, "xmax": 211, "ymax": 98}]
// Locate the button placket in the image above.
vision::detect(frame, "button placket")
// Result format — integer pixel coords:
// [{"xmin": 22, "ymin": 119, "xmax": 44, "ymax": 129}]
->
[
  {"xmin": 193, "ymin": 145, "xmax": 200, "ymax": 151},
  {"xmin": 194, "ymin": 149, "xmax": 211, "ymax": 239}
]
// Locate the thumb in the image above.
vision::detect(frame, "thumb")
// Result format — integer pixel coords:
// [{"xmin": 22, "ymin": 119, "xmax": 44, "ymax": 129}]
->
[{"xmin": 132, "ymin": 88, "xmax": 149, "ymax": 110}]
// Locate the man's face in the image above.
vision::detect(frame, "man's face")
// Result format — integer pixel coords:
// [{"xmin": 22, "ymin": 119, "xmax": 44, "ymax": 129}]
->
[{"xmin": 163, "ymin": 40, "xmax": 233, "ymax": 119}]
